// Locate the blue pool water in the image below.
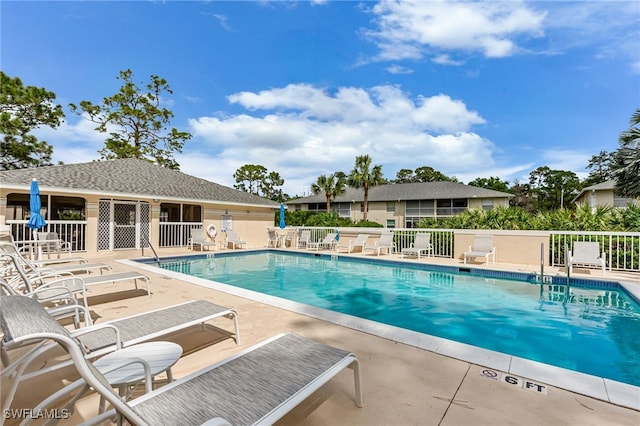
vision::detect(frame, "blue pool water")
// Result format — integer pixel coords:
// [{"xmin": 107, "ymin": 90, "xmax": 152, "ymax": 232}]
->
[{"xmin": 152, "ymin": 251, "xmax": 640, "ymax": 387}]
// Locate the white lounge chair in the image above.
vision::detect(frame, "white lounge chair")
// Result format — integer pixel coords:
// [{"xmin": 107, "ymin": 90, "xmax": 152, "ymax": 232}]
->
[
  {"xmin": 463, "ymin": 235, "xmax": 496, "ymax": 264},
  {"xmin": 296, "ymin": 230, "xmax": 311, "ymax": 249},
  {"xmin": 189, "ymin": 228, "xmax": 216, "ymax": 251},
  {"xmin": 306, "ymin": 232, "xmax": 338, "ymax": 251},
  {"xmin": 401, "ymin": 233, "xmax": 433, "ymax": 259},
  {"xmin": 362, "ymin": 232, "xmax": 395, "ymax": 256},
  {"xmin": 224, "ymin": 229, "xmax": 247, "ymax": 249},
  {"xmin": 0, "ymin": 296, "xmax": 240, "ymax": 383},
  {"xmin": 335, "ymin": 234, "xmax": 369, "ymax": 253},
  {"xmin": 266, "ymin": 228, "xmax": 279, "ymax": 248},
  {"xmin": 1, "ymin": 296, "xmax": 362, "ymax": 426},
  {"xmin": 569, "ymin": 241, "xmax": 606, "ymax": 274}
]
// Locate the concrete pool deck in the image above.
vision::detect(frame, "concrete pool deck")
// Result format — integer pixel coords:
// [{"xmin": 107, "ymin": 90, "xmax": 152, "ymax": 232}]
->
[{"xmin": 6, "ymin": 247, "xmax": 639, "ymax": 425}]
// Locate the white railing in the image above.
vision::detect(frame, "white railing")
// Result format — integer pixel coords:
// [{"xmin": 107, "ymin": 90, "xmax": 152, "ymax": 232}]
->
[
  {"xmin": 6, "ymin": 220, "xmax": 88, "ymax": 252},
  {"xmin": 391, "ymin": 228, "xmax": 454, "ymax": 257},
  {"xmin": 295, "ymin": 227, "xmax": 455, "ymax": 257},
  {"xmin": 550, "ymin": 231, "xmax": 640, "ymax": 272},
  {"xmin": 159, "ymin": 222, "xmax": 203, "ymax": 248}
]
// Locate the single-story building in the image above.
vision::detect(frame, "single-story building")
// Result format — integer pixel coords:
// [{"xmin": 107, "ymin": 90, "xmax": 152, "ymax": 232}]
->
[
  {"xmin": 287, "ymin": 181, "xmax": 513, "ymax": 227},
  {"xmin": 572, "ymin": 180, "xmax": 638, "ymax": 209},
  {"xmin": 0, "ymin": 158, "xmax": 280, "ymax": 254}
]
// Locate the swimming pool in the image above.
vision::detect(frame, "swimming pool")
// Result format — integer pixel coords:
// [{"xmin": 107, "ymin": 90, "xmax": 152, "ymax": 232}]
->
[{"xmin": 145, "ymin": 251, "xmax": 640, "ymax": 388}]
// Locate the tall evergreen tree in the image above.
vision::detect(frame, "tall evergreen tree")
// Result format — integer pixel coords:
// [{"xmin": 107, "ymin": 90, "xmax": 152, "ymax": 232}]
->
[
  {"xmin": 69, "ymin": 69, "xmax": 191, "ymax": 169},
  {"xmin": 0, "ymin": 72, "xmax": 64, "ymax": 169}
]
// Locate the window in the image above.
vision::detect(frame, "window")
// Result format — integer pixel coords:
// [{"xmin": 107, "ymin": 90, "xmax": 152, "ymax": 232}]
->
[
  {"xmin": 182, "ymin": 204, "xmax": 202, "ymax": 222},
  {"xmin": 386, "ymin": 202, "xmax": 395, "ymax": 213},
  {"xmin": 436, "ymin": 199, "xmax": 467, "ymax": 216},
  {"xmin": 405, "ymin": 200, "xmax": 435, "ymax": 226},
  {"xmin": 452, "ymin": 199, "xmax": 468, "ymax": 214},
  {"xmin": 308, "ymin": 203, "xmax": 326, "ymax": 212},
  {"xmin": 160, "ymin": 203, "xmax": 202, "ymax": 222},
  {"xmin": 482, "ymin": 199, "xmax": 494, "ymax": 211},
  {"xmin": 386, "ymin": 219, "xmax": 396, "ymax": 228},
  {"xmin": 6, "ymin": 193, "xmax": 86, "ymax": 221},
  {"xmin": 331, "ymin": 202, "xmax": 351, "ymax": 218}
]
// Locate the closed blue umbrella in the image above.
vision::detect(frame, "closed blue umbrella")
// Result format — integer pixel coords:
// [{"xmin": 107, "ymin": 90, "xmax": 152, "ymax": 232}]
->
[
  {"xmin": 27, "ymin": 178, "xmax": 46, "ymax": 231},
  {"xmin": 279, "ymin": 203, "xmax": 286, "ymax": 229}
]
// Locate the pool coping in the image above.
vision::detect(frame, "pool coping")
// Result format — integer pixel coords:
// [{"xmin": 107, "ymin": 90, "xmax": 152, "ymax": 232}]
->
[{"xmin": 122, "ymin": 251, "xmax": 640, "ymax": 411}]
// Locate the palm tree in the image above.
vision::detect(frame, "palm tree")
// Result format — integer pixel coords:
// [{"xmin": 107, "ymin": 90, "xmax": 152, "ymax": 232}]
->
[
  {"xmin": 311, "ymin": 172, "xmax": 346, "ymax": 212},
  {"xmin": 613, "ymin": 108, "xmax": 640, "ymax": 198},
  {"xmin": 347, "ymin": 155, "xmax": 384, "ymax": 221}
]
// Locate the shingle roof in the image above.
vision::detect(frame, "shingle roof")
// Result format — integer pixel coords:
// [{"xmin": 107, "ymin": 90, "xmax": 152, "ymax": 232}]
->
[
  {"xmin": 287, "ymin": 181, "xmax": 513, "ymax": 204},
  {"xmin": 0, "ymin": 158, "xmax": 279, "ymax": 207}
]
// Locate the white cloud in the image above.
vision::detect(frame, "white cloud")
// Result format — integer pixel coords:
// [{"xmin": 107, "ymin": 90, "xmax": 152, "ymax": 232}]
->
[
  {"xmin": 432, "ymin": 54, "xmax": 464, "ymax": 66},
  {"xmin": 363, "ymin": 1, "xmax": 639, "ymax": 71},
  {"xmin": 186, "ymin": 83, "xmax": 529, "ymax": 195},
  {"xmin": 385, "ymin": 64, "xmax": 414, "ymax": 74},
  {"xmin": 365, "ymin": 0, "xmax": 546, "ymax": 61}
]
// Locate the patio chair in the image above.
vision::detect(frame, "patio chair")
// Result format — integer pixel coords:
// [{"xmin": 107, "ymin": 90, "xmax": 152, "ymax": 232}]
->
[
  {"xmin": 266, "ymin": 228, "xmax": 279, "ymax": 248},
  {"xmin": 362, "ymin": 232, "xmax": 395, "ymax": 256},
  {"xmin": 1, "ymin": 296, "xmax": 362, "ymax": 426},
  {"xmin": 0, "ymin": 275, "xmax": 92, "ymax": 329},
  {"xmin": 188, "ymin": 228, "xmax": 216, "ymax": 251},
  {"xmin": 335, "ymin": 234, "xmax": 369, "ymax": 254},
  {"xmin": 0, "ymin": 240, "xmax": 87, "ymax": 267},
  {"xmin": 463, "ymin": 234, "xmax": 496, "ymax": 265},
  {"xmin": 35, "ymin": 231, "xmax": 72, "ymax": 259},
  {"xmin": 306, "ymin": 232, "xmax": 338, "ymax": 251},
  {"xmin": 225, "ymin": 229, "xmax": 247, "ymax": 249},
  {"xmin": 296, "ymin": 230, "xmax": 311, "ymax": 249},
  {"xmin": 568, "ymin": 241, "xmax": 606, "ymax": 274},
  {"xmin": 401, "ymin": 233, "xmax": 433, "ymax": 259}
]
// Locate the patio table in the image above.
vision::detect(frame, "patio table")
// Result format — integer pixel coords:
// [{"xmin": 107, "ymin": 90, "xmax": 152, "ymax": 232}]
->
[{"xmin": 94, "ymin": 341, "xmax": 183, "ymax": 413}]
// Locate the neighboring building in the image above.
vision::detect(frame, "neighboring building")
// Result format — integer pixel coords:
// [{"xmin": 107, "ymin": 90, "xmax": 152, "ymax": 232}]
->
[
  {"xmin": 287, "ymin": 181, "xmax": 513, "ymax": 228},
  {"xmin": 573, "ymin": 180, "xmax": 639, "ymax": 209},
  {"xmin": 0, "ymin": 159, "xmax": 279, "ymax": 254}
]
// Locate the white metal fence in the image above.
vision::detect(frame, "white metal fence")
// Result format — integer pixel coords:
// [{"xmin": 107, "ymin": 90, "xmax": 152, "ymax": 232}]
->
[
  {"xmin": 5, "ymin": 221, "xmax": 638, "ymax": 272},
  {"xmin": 6, "ymin": 220, "xmax": 88, "ymax": 252},
  {"xmin": 550, "ymin": 231, "xmax": 640, "ymax": 272},
  {"xmin": 159, "ymin": 222, "xmax": 202, "ymax": 248},
  {"xmin": 297, "ymin": 227, "xmax": 455, "ymax": 257}
]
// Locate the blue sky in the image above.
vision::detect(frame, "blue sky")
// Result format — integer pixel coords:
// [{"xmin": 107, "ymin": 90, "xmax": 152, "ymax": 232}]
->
[{"xmin": 3, "ymin": 0, "xmax": 639, "ymax": 196}]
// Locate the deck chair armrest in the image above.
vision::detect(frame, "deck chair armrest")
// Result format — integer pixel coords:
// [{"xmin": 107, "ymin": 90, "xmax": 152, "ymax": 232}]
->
[
  {"xmin": 36, "ymin": 276, "xmax": 87, "ymax": 294},
  {"xmin": 29, "ymin": 284, "xmax": 76, "ymax": 303},
  {"xmin": 70, "ymin": 324, "xmax": 123, "ymax": 350},
  {"xmin": 45, "ymin": 302, "xmax": 92, "ymax": 326}
]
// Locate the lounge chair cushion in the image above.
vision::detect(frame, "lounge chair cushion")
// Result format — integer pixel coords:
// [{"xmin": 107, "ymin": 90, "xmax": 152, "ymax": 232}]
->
[
  {"xmin": 131, "ymin": 334, "xmax": 354, "ymax": 425},
  {"xmin": 77, "ymin": 300, "xmax": 238, "ymax": 353}
]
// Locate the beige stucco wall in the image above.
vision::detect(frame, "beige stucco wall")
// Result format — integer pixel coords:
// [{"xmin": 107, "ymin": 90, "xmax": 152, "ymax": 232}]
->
[
  {"xmin": 362, "ymin": 201, "xmax": 400, "ymax": 227},
  {"xmin": 454, "ymin": 230, "xmax": 551, "ymax": 266},
  {"xmin": 574, "ymin": 189, "xmax": 615, "ymax": 207},
  {"xmin": 468, "ymin": 197, "xmax": 510, "ymax": 209}
]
